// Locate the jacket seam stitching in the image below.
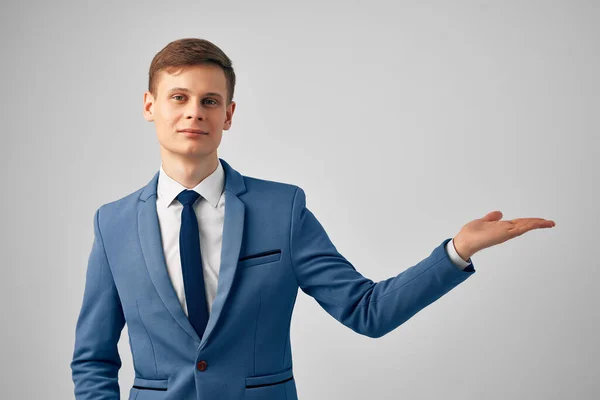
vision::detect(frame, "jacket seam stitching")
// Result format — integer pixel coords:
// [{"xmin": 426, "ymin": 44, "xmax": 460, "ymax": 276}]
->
[
  {"xmin": 253, "ymin": 289, "xmax": 262, "ymax": 376},
  {"xmin": 357, "ymin": 255, "xmax": 445, "ymax": 307},
  {"xmin": 96, "ymin": 206, "xmax": 122, "ymax": 301},
  {"xmin": 288, "ymin": 187, "xmax": 300, "ymax": 286},
  {"xmin": 96, "ymin": 206, "xmax": 114, "ymax": 279},
  {"xmin": 136, "ymin": 298, "xmax": 160, "ymax": 378}
]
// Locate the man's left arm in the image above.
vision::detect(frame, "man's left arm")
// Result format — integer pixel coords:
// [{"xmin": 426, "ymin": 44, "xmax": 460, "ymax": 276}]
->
[{"xmin": 288, "ymin": 187, "xmax": 555, "ymax": 339}]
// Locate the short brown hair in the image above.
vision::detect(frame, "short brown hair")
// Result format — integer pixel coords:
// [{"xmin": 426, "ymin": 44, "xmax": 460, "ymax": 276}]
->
[{"xmin": 148, "ymin": 38, "xmax": 236, "ymax": 104}]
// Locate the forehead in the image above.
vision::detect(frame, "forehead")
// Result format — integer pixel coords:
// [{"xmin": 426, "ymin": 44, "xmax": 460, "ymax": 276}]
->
[{"xmin": 156, "ymin": 64, "xmax": 227, "ymax": 94}]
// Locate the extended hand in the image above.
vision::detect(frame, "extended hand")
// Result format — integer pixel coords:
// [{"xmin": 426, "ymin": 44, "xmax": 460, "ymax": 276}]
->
[{"xmin": 453, "ymin": 211, "xmax": 556, "ymax": 261}]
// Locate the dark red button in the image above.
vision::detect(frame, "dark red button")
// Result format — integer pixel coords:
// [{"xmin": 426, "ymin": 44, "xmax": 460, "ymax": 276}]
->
[{"xmin": 197, "ymin": 361, "xmax": 207, "ymax": 371}]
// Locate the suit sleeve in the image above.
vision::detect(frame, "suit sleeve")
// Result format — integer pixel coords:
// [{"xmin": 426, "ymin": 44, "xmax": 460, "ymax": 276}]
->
[
  {"xmin": 71, "ymin": 207, "xmax": 126, "ymax": 399},
  {"xmin": 289, "ymin": 187, "xmax": 475, "ymax": 338}
]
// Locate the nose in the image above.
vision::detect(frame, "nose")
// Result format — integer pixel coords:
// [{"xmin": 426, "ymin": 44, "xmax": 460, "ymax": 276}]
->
[{"xmin": 185, "ymin": 102, "xmax": 205, "ymax": 120}]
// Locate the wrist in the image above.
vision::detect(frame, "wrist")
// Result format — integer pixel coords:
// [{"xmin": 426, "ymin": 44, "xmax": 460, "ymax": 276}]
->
[{"xmin": 453, "ymin": 236, "xmax": 473, "ymax": 261}]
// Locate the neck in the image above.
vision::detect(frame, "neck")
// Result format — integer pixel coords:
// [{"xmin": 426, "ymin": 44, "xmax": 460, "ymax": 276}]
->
[{"xmin": 160, "ymin": 148, "xmax": 219, "ymax": 189}]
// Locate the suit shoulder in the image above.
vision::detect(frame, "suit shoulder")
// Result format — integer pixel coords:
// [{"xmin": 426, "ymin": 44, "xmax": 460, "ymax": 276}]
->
[
  {"xmin": 239, "ymin": 174, "xmax": 305, "ymax": 209},
  {"xmin": 241, "ymin": 174, "xmax": 301, "ymax": 195},
  {"xmin": 95, "ymin": 184, "xmax": 145, "ymax": 222}
]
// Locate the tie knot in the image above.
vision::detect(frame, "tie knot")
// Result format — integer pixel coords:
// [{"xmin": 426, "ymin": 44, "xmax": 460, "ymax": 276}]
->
[{"xmin": 176, "ymin": 189, "xmax": 201, "ymax": 207}]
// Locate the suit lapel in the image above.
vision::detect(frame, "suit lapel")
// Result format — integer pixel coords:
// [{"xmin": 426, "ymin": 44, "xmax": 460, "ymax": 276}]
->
[
  {"xmin": 137, "ymin": 158, "xmax": 247, "ymax": 345},
  {"xmin": 138, "ymin": 191, "xmax": 201, "ymax": 342},
  {"xmin": 199, "ymin": 189, "xmax": 245, "ymax": 349}
]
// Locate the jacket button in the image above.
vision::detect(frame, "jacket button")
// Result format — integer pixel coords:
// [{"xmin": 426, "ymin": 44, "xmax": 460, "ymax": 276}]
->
[{"xmin": 197, "ymin": 361, "xmax": 208, "ymax": 371}]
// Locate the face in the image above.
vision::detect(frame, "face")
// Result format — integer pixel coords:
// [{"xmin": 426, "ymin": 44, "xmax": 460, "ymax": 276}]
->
[{"xmin": 143, "ymin": 63, "xmax": 236, "ymax": 162}]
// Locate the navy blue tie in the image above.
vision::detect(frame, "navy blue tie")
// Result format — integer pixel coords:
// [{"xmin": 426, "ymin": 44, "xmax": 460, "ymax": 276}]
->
[{"xmin": 176, "ymin": 189, "xmax": 209, "ymax": 339}]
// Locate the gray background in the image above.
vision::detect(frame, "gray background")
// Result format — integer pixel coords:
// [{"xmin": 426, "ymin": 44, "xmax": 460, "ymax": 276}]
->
[{"xmin": 1, "ymin": 0, "xmax": 597, "ymax": 399}]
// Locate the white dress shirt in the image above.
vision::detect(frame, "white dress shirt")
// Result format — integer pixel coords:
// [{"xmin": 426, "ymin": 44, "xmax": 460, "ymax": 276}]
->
[{"xmin": 155, "ymin": 159, "xmax": 472, "ymax": 316}]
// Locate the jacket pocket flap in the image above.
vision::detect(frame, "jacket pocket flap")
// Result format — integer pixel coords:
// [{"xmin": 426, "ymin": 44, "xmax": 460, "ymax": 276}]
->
[
  {"xmin": 246, "ymin": 366, "xmax": 293, "ymax": 388},
  {"xmin": 238, "ymin": 249, "xmax": 281, "ymax": 268},
  {"xmin": 133, "ymin": 377, "xmax": 168, "ymax": 390}
]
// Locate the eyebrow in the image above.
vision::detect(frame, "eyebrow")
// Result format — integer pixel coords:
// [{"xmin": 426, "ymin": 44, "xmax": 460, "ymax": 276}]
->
[{"xmin": 166, "ymin": 87, "xmax": 224, "ymax": 99}]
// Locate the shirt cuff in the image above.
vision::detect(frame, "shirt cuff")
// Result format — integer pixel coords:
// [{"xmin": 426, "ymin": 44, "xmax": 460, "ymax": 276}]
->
[{"xmin": 446, "ymin": 238, "xmax": 472, "ymax": 270}]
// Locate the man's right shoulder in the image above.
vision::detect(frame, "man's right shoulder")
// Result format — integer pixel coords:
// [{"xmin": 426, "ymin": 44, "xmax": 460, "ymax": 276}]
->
[{"xmin": 95, "ymin": 182, "xmax": 147, "ymax": 223}]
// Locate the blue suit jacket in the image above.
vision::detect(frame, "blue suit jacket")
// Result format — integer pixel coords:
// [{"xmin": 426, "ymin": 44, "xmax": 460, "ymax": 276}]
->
[{"xmin": 71, "ymin": 158, "xmax": 475, "ymax": 399}]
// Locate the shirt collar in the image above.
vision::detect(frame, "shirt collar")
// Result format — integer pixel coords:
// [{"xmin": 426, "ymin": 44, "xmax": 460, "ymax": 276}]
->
[{"xmin": 157, "ymin": 159, "xmax": 225, "ymax": 209}]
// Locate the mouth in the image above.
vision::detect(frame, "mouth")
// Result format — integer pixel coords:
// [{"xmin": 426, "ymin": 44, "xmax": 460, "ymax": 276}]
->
[{"xmin": 178, "ymin": 129, "xmax": 208, "ymax": 136}]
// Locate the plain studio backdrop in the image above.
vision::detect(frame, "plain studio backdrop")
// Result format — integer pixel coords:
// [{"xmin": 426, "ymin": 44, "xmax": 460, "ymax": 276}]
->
[{"xmin": 0, "ymin": 0, "xmax": 597, "ymax": 399}]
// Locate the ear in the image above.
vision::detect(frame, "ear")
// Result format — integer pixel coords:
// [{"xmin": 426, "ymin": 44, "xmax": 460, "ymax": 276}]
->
[
  {"xmin": 143, "ymin": 91, "xmax": 155, "ymax": 122},
  {"xmin": 223, "ymin": 101, "xmax": 236, "ymax": 130}
]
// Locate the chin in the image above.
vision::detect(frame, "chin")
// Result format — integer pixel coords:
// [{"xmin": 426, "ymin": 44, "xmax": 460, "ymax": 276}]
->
[{"xmin": 182, "ymin": 147, "xmax": 218, "ymax": 159}]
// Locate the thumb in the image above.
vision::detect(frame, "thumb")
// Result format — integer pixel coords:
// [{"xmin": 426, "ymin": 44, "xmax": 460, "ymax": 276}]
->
[{"xmin": 482, "ymin": 210, "xmax": 503, "ymax": 222}]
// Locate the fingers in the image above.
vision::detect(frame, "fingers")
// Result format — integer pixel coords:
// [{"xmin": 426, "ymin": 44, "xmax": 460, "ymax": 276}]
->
[
  {"xmin": 509, "ymin": 218, "xmax": 556, "ymax": 234},
  {"xmin": 510, "ymin": 218, "xmax": 554, "ymax": 224}
]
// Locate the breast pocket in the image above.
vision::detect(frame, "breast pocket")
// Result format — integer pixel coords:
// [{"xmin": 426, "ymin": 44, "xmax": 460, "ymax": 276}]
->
[{"xmin": 238, "ymin": 249, "xmax": 281, "ymax": 269}]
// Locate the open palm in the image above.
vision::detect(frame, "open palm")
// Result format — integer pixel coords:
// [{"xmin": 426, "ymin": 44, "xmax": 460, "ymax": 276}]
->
[{"xmin": 454, "ymin": 211, "xmax": 556, "ymax": 259}]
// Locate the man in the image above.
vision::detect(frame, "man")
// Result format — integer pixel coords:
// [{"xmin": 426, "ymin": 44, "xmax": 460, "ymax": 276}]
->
[{"xmin": 70, "ymin": 37, "xmax": 555, "ymax": 400}]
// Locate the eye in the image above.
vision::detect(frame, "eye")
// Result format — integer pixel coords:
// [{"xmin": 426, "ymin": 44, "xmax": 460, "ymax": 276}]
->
[{"xmin": 171, "ymin": 95, "xmax": 218, "ymax": 105}]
